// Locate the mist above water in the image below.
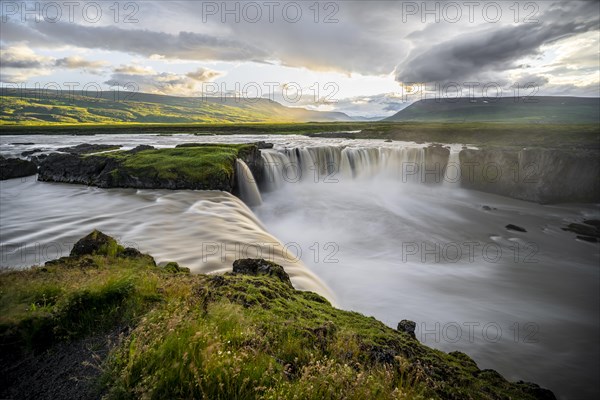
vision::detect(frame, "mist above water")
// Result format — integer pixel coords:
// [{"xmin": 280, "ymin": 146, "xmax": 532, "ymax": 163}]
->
[{"xmin": 256, "ymin": 143, "xmax": 599, "ymax": 400}]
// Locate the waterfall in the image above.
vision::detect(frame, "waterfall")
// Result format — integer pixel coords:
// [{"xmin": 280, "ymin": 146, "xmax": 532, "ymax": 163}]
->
[
  {"xmin": 261, "ymin": 144, "xmax": 451, "ymax": 190},
  {"xmin": 443, "ymin": 149, "xmax": 462, "ymax": 188},
  {"xmin": 235, "ymin": 159, "xmax": 262, "ymax": 207}
]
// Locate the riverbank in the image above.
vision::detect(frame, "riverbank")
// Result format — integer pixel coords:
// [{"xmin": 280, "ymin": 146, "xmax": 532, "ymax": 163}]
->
[
  {"xmin": 1, "ymin": 122, "xmax": 598, "ymax": 149},
  {"xmin": 0, "ymin": 231, "xmax": 556, "ymax": 400}
]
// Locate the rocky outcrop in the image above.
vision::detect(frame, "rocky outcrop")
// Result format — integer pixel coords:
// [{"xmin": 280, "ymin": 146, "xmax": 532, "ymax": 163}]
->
[
  {"xmin": 37, "ymin": 152, "xmax": 121, "ymax": 187},
  {"xmin": 562, "ymin": 220, "xmax": 600, "ymax": 243},
  {"xmin": 506, "ymin": 224, "xmax": 527, "ymax": 232},
  {"xmin": 397, "ymin": 319, "xmax": 417, "ymax": 339},
  {"xmin": 37, "ymin": 144, "xmax": 264, "ymax": 194},
  {"xmin": 57, "ymin": 144, "xmax": 121, "ymax": 154},
  {"xmin": 0, "ymin": 156, "xmax": 38, "ymax": 180},
  {"xmin": 459, "ymin": 148, "xmax": 600, "ymax": 204},
  {"xmin": 232, "ymin": 258, "xmax": 293, "ymax": 288}
]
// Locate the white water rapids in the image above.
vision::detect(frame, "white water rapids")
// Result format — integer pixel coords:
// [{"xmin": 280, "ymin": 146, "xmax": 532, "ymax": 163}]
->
[{"xmin": 1, "ymin": 134, "xmax": 599, "ymax": 399}]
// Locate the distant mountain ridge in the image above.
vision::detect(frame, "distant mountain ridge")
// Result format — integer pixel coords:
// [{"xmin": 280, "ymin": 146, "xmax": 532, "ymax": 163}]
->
[
  {"xmin": 385, "ymin": 96, "xmax": 600, "ymax": 124},
  {"xmin": 0, "ymin": 89, "xmax": 353, "ymax": 124}
]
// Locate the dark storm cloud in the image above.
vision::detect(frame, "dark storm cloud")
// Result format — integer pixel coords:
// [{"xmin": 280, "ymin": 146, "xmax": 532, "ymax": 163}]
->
[
  {"xmin": 0, "ymin": 1, "xmax": 597, "ymax": 85},
  {"xmin": 396, "ymin": 2, "xmax": 599, "ymax": 84},
  {"xmin": 0, "ymin": 18, "xmax": 268, "ymax": 61}
]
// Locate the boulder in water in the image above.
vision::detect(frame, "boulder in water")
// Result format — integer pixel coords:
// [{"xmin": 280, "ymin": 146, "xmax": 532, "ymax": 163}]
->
[
  {"xmin": 506, "ymin": 224, "xmax": 527, "ymax": 232},
  {"xmin": 562, "ymin": 221, "xmax": 600, "ymax": 242},
  {"xmin": 0, "ymin": 156, "xmax": 37, "ymax": 180}
]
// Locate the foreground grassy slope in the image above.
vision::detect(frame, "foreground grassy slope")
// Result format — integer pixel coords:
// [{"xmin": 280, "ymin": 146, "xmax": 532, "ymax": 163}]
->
[
  {"xmin": 0, "ymin": 231, "xmax": 555, "ymax": 400},
  {"xmin": 0, "ymin": 90, "xmax": 351, "ymax": 124},
  {"xmin": 385, "ymin": 97, "xmax": 600, "ymax": 124}
]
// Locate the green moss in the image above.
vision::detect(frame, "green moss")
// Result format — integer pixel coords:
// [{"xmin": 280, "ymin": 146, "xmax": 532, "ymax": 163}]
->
[
  {"xmin": 162, "ymin": 262, "xmax": 190, "ymax": 274},
  {"xmin": 0, "ymin": 233, "xmax": 553, "ymax": 399}
]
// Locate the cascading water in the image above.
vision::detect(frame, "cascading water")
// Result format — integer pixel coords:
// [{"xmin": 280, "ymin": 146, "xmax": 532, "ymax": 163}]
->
[
  {"xmin": 235, "ymin": 159, "xmax": 263, "ymax": 207},
  {"xmin": 442, "ymin": 149, "xmax": 462, "ymax": 188},
  {"xmin": 261, "ymin": 144, "xmax": 446, "ymax": 189},
  {"xmin": 2, "ymin": 135, "xmax": 598, "ymax": 399}
]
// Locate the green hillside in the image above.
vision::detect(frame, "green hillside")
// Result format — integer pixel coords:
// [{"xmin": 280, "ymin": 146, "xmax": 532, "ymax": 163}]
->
[
  {"xmin": 0, "ymin": 90, "xmax": 352, "ymax": 125},
  {"xmin": 385, "ymin": 97, "xmax": 600, "ymax": 123}
]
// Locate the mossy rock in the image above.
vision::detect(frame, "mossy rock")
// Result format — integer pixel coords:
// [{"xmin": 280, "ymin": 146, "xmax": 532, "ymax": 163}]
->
[
  {"xmin": 162, "ymin": 262, "xmax": 190, "ymax": 274},
  {"xmin": 232, "ymin": 258, "xmax": 293, "ymax": 288},
  {"xmin": 69, "ymin": 230, "xmax": 124, "ymax": 258}
]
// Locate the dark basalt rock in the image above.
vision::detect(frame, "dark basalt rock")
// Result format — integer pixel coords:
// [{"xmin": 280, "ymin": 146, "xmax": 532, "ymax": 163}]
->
[
  {"xmin": 57, "ymin": 143, "xmax": 121, "ymax": 155},
  {"xmin": 0, "ymin": 156, "xmax": 38, "ymax": 180},
  {"xmin": 583, "ymin": 219, "xmax": 600, "ymax": 229},
  {"xmin": 127, "ymin": 145, "xmax": 155, "ymax": 154},
  {"xmin": 576, "ymin": 235, "xmax": 598, "ymax": 243},
  {"xmin": 21, "ymin": 148, "xmax": 48, "ymax": 157},
  {"xmin": 232, "ymin": 258, "xmax": 293, "ymax": 288},
  {"xmin": 506, "ymin": 224, "xmax": 527, "ymax": 232},
  {"xmin": 68, "ymin": 231, "xmax": 157, "ymax": 266},
  {"xmin": 459, "ymin": 148, "xmax": 600, "ymax": 204},
  {"xmin": 38, "ymin": 152, "xmax": 121, "ymax": 187},
  {"xmin": 516, "ymin": 381, "xmax": 558, "ymax": 400},
  {"xmin": 397, "ymin": 319, "xmax": 417, "ymax": 339},
  {"xmin": 562, "ymin": 222, "xmax": 600, "ymax": 239},
  {"xmin": 11, "ymin": 142, "xmax": 35, "ymax": 145},
  {"xmin": 255, "ymin": 141, "xmax": 274, "ymax": 149},
  {"xmin": 37, "ymin": 143, "xmax": 263, "ymax": 194},
  {"xmin": 70, "ymin": 230, "xmax": 122, "ymax": 257}
]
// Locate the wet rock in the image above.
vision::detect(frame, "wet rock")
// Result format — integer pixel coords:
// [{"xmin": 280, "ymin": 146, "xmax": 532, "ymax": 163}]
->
[
  {"xmin": 21, "ymin": 148, "xmax": 48, "ymax": 157},
  {"xmin": 0, "ymin": 156, "xmax": 37, "ymax": 180},
  {"xmin": 126, "ymin": 145, "xmax": 154, "ymax": 154},
  {"xmin": 255, "ymin": 141, "xmax": 274, "ymax": 149},
  {"xmin": 506, "ymin": 224, "xmax": 527, "ymax": 232},
  {"xmin": 576, "ymin": 236, "xmax": 598, "ymax": 243},
  {"xmin": 57, "ymin": 143, "xmax": 121, "ymax": 155},
  {"xmin": 232, "ymin": 258, "xmax": 293, "ymax": 288},
  {"xmin": 11, "ymin": 142, "xmax": 35, "ymax": 145},
  {"xmin": 562, "ymin": 222, "xmax": 600, "ymax": 239},
  {"xmin": 482, "ymin": 205, "xmax": 493, "ymax": 211},
  {"xmin": 38, "ymin": 152, "xmax": 121, "ymax": 187},
  {"xmin": 397, "ymin": 319, "xmax": 417, "ymax": 339},
  {"xmin": 384, "ymin": 139, "xmax": 393, "ymax": 143},
  {"xmin": 583, "ymin": 219, "xmax": 600, "ymax": 229},
  {"xmin": 38, "ymin": 144, "xmax": 262, "ymax": 194}
]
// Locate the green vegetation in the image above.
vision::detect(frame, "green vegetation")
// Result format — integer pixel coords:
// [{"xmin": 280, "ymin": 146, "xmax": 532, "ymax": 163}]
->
[
  {"xmin": 0, "ymin": 231, "xmax": 554, "ymax": 400},
  {"xmin": 385, "ymin": 97, "xmax": 600, "ymax": 124},
  {"xmin": 37, "ymin": 143, "xmax": 259, "ymax": 191},
  {"xmin": 0, "ymin": 90, "xmax": 350, "ymax": 125},
  {"xmin": 104, "ymin": 144, "xmax": 253, "ymax": 186},
  {"xmin": 2, "ymin": 120, "xmax": 598, "ymax": 149}
]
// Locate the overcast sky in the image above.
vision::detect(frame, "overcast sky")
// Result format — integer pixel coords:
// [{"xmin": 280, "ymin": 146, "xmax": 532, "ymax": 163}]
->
[{"xmin": 1, "ymin": 1, "xmax": 598, "ymax": 117}]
